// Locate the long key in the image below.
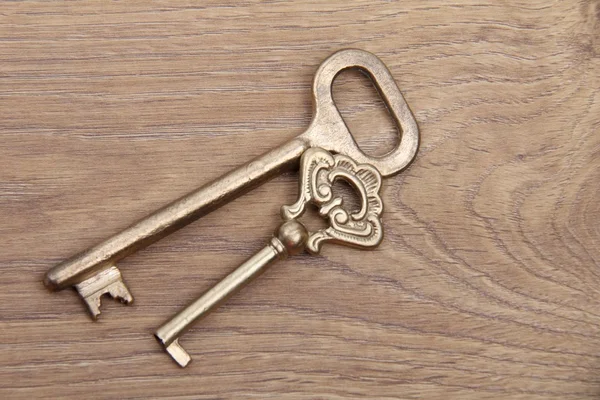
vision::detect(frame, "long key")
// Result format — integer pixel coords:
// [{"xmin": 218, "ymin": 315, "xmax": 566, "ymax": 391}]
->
[
  {"xmin": 156, "ymin": 147, "xmax": 385, "ymax": 367},
  {"xmin": 44, "ymin": 49, "xmax": 419, "ymax": 318}
]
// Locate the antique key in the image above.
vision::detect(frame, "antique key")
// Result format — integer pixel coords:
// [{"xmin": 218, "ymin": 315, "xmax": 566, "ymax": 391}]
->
[
  {"xmin": 44, "ymin": 49, "xmax": 419, "ymax": 318},
  {"xmin": 156, "ymin": 147, "xmax": 385, "ymax": 367}
]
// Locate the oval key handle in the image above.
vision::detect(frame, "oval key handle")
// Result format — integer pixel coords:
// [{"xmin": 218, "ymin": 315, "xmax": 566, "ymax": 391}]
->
[{"xmin": 303, "ymin": 49, "xmax": 419, "ymax": 177}]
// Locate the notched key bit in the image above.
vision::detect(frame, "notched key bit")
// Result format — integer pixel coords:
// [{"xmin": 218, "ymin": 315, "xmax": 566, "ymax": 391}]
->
[
  {"xmin": 73, "ymin": 266, "xmax": 133, "ymax": 319},
  {"xmin": 44, "ymin": 244, "xmax": 136, "ymax": 319}
]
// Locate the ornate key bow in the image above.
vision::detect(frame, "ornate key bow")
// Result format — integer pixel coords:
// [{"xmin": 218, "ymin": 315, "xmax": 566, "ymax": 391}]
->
[{"xmin": 282, "ymin": 147, "xmax": 384, "ymax": 253}]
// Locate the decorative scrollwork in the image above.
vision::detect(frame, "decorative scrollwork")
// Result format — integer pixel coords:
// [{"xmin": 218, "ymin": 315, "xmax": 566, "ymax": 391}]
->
[{"xmin": 281, "ymin": 147, "xmax": 384, "ymax": 254}]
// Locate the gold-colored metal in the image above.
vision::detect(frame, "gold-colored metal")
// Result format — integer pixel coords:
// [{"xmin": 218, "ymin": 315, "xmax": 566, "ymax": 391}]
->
[
  {"xmin": 44, "ymin": 48, "xmax": 419, "ymax": 318},
  {"xmin": 156, "ymin": 148, "xmax": 384, "ymax": 367},
  {"xmin": 73, "ymin": 265, "xmax": 132, "ymax": 318},
  {"xmin": 282, "ymin": 147, "xmax": 384, "ymax": 253},
  {"xmin": 156, "ymin": 220, "xmax": 309, "ymax": 367}
]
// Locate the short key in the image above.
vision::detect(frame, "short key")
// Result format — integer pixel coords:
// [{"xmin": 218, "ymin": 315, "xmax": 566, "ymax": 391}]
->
[
  {"xmin": 155, "ymin": 147, "xmax": 385, "ymax": 367},
  {"xmin": 44, "ymin": 49, "xmax": 419, "ymax": 318}
]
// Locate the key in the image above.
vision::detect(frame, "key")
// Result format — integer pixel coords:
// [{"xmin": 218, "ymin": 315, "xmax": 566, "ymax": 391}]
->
[
  {"xmin": 155, "ymin": 147, "xmax": 385, "ymax": 367},
  {"xmin": 44, "ymin": 49, "xmax": 419, "ymax": 319}
]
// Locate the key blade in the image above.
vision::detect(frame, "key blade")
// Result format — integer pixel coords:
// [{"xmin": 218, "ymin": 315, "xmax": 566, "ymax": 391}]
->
[{"xmin": 74, "ymin": 265, "xmax": 133, "ymax": 319}]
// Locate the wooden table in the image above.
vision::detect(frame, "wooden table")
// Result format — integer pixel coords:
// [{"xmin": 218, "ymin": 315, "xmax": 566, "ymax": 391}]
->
[{"xmin": 1, "ymin": 1, "xmax": 599, "ymax": 399}]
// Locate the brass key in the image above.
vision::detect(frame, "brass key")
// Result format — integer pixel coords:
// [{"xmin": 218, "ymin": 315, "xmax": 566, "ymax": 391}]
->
[
  {"xmin": 156, "ymin": 147, "xmax": 385, "ymax": 367},
  {"xmin": 44, "ymin": 49, "xmax": 419, "ymax": 318}
]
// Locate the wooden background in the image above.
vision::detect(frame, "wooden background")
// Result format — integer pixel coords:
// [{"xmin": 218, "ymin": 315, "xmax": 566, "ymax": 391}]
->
[{"xmin": 1, "ymin": 1, "xmax": 599, "ymax": 399}]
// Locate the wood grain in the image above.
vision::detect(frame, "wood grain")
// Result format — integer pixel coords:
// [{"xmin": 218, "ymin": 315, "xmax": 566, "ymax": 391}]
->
[{"xmin": 1, "ymin": 1, "xmax": 599, "ymax": 398}]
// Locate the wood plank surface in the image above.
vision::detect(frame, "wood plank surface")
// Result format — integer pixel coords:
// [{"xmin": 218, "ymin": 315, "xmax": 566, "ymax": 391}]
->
[{"xmin": 1, "ymin": 1, "xmax": 599, "ymax": 398}]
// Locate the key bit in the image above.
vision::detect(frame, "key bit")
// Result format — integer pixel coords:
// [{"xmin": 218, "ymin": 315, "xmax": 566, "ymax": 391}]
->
[
  {"xmin": 155, "ymin": 148, "xmax": 384, "ymax": 367},
  {"xmin": 73, "ymin": 266, "xmax": 133, "ymax": 319}
]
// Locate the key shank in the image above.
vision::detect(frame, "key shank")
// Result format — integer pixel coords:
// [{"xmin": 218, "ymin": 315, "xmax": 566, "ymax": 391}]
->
[
  {"xmin": 45, "ymin": 138, "xmax": 310, "ymax": 290},
  {"xmin": 155, "ymin": 220, "xmax": 308, "ymax": 367}
]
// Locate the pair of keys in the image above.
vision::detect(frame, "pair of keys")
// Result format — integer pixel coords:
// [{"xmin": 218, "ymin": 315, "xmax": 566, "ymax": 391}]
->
[{"xmin": 44, "ymin": 49, "xmax": 420, "ymax": 367}]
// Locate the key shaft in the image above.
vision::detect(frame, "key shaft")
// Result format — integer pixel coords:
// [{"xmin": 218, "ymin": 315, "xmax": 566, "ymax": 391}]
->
[
  {"xmin": 45, "ymin": 138, "xmax": 309, "ymax": 290},
  {"xmin": 155, "ymin": 220, "xmax": 308, "ymax": 367}
]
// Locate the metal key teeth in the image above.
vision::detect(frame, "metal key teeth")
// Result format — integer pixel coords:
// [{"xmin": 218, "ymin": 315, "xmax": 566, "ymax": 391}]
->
[{"xmin": 74, "ymin": 265, "xmax": 133, "ymax": 319}]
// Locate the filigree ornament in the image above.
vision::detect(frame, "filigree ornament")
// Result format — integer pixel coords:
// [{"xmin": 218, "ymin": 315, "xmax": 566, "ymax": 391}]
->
[{"xmin": 281, "ymin": 147, "xmax": 384, "ymax": 254}]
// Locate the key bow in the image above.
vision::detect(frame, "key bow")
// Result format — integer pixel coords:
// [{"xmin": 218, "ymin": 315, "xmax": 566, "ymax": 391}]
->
[{"xmin": 282, "ymin": 148, "xmax": 384, "ymax": 254}]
